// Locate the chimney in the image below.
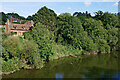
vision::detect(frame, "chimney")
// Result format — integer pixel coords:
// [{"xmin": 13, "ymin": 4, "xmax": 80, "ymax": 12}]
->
[
  {"xmin": 31, "ymin": 20, "xmax": 34, "ymax": 27},
  {"xmin": 5, "ymin": 19, "xmax": 11, "ymax": 34}
]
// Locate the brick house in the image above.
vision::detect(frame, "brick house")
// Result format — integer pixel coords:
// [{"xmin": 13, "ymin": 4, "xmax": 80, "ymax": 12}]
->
[{"xmin": 5, "ymin": 18, "xmax": 34, "ymax": 36}]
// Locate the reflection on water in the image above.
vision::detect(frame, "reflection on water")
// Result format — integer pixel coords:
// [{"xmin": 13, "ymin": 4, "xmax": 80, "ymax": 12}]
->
[
  {"xmin": 56, "ymin": 73, "xmax": 63, "ymax": 79},
  {"xmin": 112, "ymin": 72, "xmax": 120, "ymax": 79},
  {"xmin": 101, "ymin": 72, "xmax": 104, "ymax": 78},
  {"xmin": 3, "ymin": 52, "xmax": 120, "ymax": 79}
]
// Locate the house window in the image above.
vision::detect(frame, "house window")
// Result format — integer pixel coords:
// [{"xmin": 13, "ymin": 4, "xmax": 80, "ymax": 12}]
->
[
  {"xmin": 18, "ymin": 32, "xmax": 21, "ymax": 35},
  {"xmin": 22, "ymin": 26, "xmax": 25, "ymax": 29},
  {"xmin": 15, "ymin": 32, "xmax": 17, "ymax": 35},
  {"xmin": 13, "ymin": 26, "xmax": 17, "ymax": 29}
]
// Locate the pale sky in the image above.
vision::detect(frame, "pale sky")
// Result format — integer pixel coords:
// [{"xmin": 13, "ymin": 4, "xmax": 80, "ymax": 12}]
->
[
  {"xmin": 0, "ymin": 1, "xmax": 119, "ymax": 18},
  {"xmin": 0, "ymin": 0, "xmax": 119, "ymax": 2}
]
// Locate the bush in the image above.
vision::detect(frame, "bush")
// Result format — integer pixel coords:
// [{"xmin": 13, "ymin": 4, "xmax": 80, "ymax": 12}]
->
[
  {"xmin": 2, "ymin": 57, "xmax": 19, "ymax": 72},
  {"xmin": 2, "ymin": 36, "xmax": 43, "ymax": 71},
  {"xmin": 3, "ymin": 36, "xmax": 22, "ymax": 58},
  {"xmin": 24, "ymin": 22, "xmax": 55, "ymax": 62}
]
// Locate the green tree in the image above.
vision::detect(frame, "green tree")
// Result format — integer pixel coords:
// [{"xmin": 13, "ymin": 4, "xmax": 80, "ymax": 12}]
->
[
  {"xmin": 22, "ymin": 40, "xmax": 43, "ymax": 68},
  {"xmin": 107, "ymin": 26, "xmax": 118, "ymax": 50},
  {"xmin": 26, "ymin": 15, "xmax": 33, "ymax": 20},
  {"xmin": 0, "ymin": 12, "xmax": 7, "ymax": 25},
  {"xmin": 83, "ymin": 18, "xmax": 110, "ymax": 53},
  {"xmin": 2, "ymin": 36, "xmax": 43, "ymax": 68},
  {"xmin": 24, "ymin": 22, "xmax": 55, "ymax": 62},
  {"xmin": 94, "ymin": 11, "xmax": 103, "ymax": 20},
  {"xmin": 83, "ymin": 18, "xmax": 108, "ymax": 42},
  {"xmin": 94, "ymin": 11, "xmax": 118, "ymax": 28},
  {"xmin": 33, "ymin": 6, "xmax": 57, "ymax": 31},
  {"xmin": 56, "ymin": 13, "xmax": 96, "ymax": 52},
  {"xmin": 3, "ymin": 36, "xmax": 22, "ymax": 58},
  {"xmin": 6, "ymin": 13, "xmax": 25, "ymax": 20}
]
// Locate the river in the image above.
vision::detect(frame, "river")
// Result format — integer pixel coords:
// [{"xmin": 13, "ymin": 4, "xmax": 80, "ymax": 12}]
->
[{"xmin": 2, "ymin": 52, "xmax": 120, "ymax": 79}]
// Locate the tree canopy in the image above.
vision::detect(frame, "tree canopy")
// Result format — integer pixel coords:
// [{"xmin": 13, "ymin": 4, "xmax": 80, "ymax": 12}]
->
[
  {"xmin": 33, "ymin": 6, "xmax": 57, "ymax": 31},
  {"xmin": 1, "ymin": 6, "xmax": 119, "ymax": 72}
]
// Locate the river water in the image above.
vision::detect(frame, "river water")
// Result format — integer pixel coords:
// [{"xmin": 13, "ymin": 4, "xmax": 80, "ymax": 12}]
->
[{"xmin": 2, "ymin": 52, "xmax": 120, "ymax": 79}]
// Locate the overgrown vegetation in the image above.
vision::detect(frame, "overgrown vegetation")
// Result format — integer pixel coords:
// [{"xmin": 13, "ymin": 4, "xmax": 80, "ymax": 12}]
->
[{"xmin": 0, "ymin": 6, "xmax": 119, "ymax": 73}]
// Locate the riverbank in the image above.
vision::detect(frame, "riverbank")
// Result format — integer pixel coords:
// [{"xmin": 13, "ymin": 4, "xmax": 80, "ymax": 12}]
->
[
  {"xmin": 0, "ymin": 53, "xmax": 74, "ymax": 76},
  {"xmin": 2, "ymin": 51, "xmax": 119, "ymax": 79},
  {"xmin": 1, "ymin": 51, "xmax": 100, "ymax": 76}
]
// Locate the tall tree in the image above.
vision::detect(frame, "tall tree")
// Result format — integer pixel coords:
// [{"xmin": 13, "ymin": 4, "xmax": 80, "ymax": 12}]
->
[
  {"xmin": 33, "ymin": 6, "xmax": 57, "ymax": 31},
  {"xmin": 6, "ymin": 13, "xmax": 25, "ymax": 20},
  {"xmin": 56, "ymin": 13, "xmax": 95, "ymax": 52},
  {"xmin": 0, "ymin": 12, "xmax": 7, "ymax": 25}
]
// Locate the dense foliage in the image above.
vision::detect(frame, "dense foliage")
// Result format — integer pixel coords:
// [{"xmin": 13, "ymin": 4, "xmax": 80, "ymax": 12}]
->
[
  {"xmin": 24, "ymin": 7, "xmax": 118, "ymax": 63},
  {"xmin": 0, "ymin": 6, "xmax": 119, "ymax": 73},
  {"xmin": 1, "ymin": 35, "xmax": 43, "ymax": 72},
  {"xmin": 33, "ymin": 6, "xmax": 57, "ymax": 31},
  {"xmin": 24, "ymin": 23, "xmax": 55, "ymax": 62},
  {"xmin": 0, "ymin": 12, "xmax": 7, "ymax": 25},
  {"xmin": 0, "ymin": 12, "xmax": 26, "ymax": 25},
  {"xmin": 6, "ymin": 13, "xmax": 26, "ymax": 20}
]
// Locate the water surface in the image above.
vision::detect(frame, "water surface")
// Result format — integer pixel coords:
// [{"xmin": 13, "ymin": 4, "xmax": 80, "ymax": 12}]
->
[{"xmin": 2, "ymin": 52, "xmax": 120, "ymax": 79}]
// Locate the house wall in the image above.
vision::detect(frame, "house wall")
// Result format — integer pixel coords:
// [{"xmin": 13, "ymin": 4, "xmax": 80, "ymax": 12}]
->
[
  {"xmin": 10, "ymin": 30, "xmax": 26, "ymax": 36},
  {"xmin": 0, "ymin": 25, "xmax": 5, "ymax": 28},
  {"xmin": 5, "ymin": 18, "xmax": 34, "ymax": 36}
]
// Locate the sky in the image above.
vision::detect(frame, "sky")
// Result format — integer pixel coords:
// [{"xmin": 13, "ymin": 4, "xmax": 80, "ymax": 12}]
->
[
  {"xmin": 0, "ymin": 1, "xmax": 119, "ymax": 18},
  {"xmin": 0, "ymin": 0, "xmax": 119, "ymax": 2}
]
